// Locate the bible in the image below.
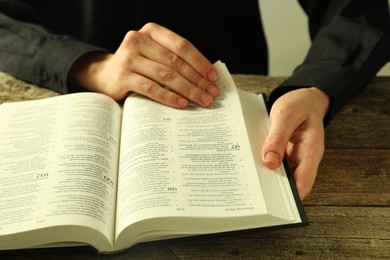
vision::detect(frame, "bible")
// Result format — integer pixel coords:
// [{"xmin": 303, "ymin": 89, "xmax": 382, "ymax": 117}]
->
[{"xmin": 0, "ymin": 61, "xmax": 307, "ymax": 254}]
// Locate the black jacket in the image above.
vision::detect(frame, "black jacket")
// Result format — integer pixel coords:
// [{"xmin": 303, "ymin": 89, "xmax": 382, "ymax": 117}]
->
[{"xmin": 0, "ymin": 0, "xmax": 389, "ymax": 122}]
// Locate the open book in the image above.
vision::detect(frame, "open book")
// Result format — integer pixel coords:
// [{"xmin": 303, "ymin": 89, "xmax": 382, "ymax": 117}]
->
[{"xmin": 0, "ymin": 61, "xmax": 307, "ymax": 254}]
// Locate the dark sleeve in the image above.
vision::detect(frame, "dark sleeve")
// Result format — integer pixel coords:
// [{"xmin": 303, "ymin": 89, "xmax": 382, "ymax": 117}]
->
[
  {"xmin": 269, "ymin": 0, "xmax": 390, "ymax": 123},
  {"xmin": 0, "ymin": 0, "xmax": 107, "ymax": 94}
]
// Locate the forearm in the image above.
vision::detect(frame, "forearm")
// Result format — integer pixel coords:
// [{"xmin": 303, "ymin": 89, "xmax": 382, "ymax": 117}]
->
[
  {"xmin": 270, "ymin": 0, "xmax": 390, "ymax": 123},
  {"xmin": 0, "ymin": 11, "xmax": 106, "ymax": 93}
]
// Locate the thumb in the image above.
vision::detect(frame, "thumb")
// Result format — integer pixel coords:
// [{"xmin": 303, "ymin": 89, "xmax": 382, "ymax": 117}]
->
[{"xmin": 261, "ymin": 112, "xmax": 297, "ymax": 169}]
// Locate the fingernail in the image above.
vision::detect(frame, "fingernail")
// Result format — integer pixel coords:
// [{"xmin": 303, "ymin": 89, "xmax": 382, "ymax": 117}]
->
[
  {"xmin": 207, "ymin": 68, "xmax": 219, "ymax": 81},
  {"xmin": 206, "ymin": 84, "xmax": 219, "ymax": 96},
  {"xmin": 176, "ymin": 97, "xmax": 188, "ymax": 107},
  {"xmin": 265, "ymin": 152, "xmax": 280, "ymax": 168},
  {"xmin": 200, "ymin": 93, "xmax": 213, "ymax": 106}
]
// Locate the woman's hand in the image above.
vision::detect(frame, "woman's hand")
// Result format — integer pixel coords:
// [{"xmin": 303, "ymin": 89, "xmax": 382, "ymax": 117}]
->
[
  {"xmin": 261, "ymin": 87, "xmax": 330, "ymax": 199},
  {"xmin": 69, "ymin": 22, "xmax": 219, "ymax": 108}
]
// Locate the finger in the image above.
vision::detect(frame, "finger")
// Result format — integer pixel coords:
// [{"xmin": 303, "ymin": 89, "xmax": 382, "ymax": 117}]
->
[
  {"xmin": 140, "ymin": 23, "xmax": 219, "ymax": 82},
  {"xmin": 126, "ymin": 56, "xmax": 214, "ymax": 107},
  {"xmin": 292, "ymin": 159, "xmax": 318, "ymax": 200},
  {"xmin": 139, "ymin": 39, "xmax": 219, "ymax": 97},
  {"xmin": 124, "ymin": 73, "xmax": 189, "ymax": 108},
  {"xmin": 291, "ymin": 145, "xmax": 323, "ymax": 200},
  {"xmin": 287, "ymin": 125, "xmax": 325, "ymax": 199}
]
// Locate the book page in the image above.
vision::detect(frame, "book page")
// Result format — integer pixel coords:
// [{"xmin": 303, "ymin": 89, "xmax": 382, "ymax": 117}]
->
[
  {"xmin": 115, "ymin": 62, "xmax": 268, "ymax": 239},
  {"xmin": 238, "ymin": 89, "xmax": 302, "ymax": 223},
  {"xmin": 0, "ymin": 93, "xmax": 120, "ymax": 249}
]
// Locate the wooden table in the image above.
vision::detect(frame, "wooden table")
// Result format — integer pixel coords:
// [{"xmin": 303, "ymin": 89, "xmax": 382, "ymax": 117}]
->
[{"xmin": 1, "ymin": 72, "xmax": 389, "ymax": 259}]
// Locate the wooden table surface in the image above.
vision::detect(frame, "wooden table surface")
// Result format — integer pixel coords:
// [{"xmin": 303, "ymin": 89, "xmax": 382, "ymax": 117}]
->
[{"xmin": 0, "ymin": 72, "xmax": 389, "ymax": 259}]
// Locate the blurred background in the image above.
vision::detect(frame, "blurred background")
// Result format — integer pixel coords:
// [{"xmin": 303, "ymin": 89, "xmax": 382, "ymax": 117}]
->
[{"xmin": 259, "ymin": 0, "xmax": 390, "ymax": 76}]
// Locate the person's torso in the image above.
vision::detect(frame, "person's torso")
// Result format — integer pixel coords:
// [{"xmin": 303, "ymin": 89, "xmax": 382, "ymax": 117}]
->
[{"xmin": 25, "ymin": 0, "xmax": 268, "ymax": 74}]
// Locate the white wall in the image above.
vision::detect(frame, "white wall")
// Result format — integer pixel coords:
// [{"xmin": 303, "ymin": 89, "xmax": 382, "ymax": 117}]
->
[{"xmin": 259, "ymin": 0, "xmax": 390, "ymax": 76}]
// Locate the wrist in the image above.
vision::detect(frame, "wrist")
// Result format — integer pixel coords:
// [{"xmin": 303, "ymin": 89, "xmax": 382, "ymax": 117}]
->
[
  {"xmin": 68, "ymin": 51, "xmax": 112, "ymax": 92},
  {"xmin": 308, "ymin": 87, "xmax": 330, "ymax": 119}
]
